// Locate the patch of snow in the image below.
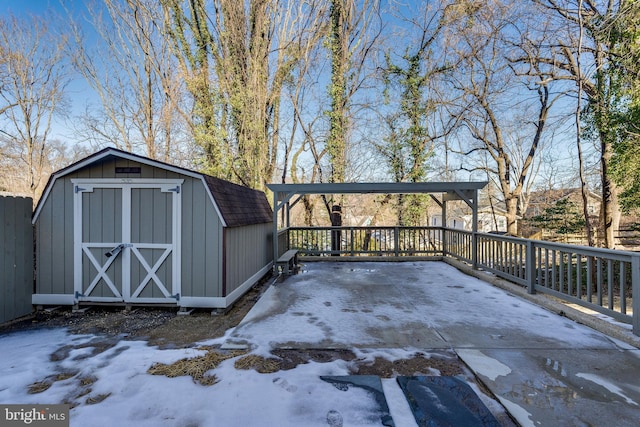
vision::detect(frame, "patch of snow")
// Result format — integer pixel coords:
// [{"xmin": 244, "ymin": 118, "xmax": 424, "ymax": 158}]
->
[
  {"xmin": 380, "ymin": 379, "xmax": 418, "ymax": 427},
  {"xmin": 0, "ymin": 329, "xmax": 390, "ymax": 426},
  {"xmin": 466, "ymin": 381, "xmax": 509, "ymax": 419},
  {"xmin": 576, "ymin": 373, "xmax": 639, "ymax": 406},
  {"xmin": 498, "ymin": 398, "xmax": 536, "ymax": 427},
  {"xmin": 455, "ymin": 349, "xmax": 511, "ymax": 381},
  {"xmin": 229, "ymin": 262, "xmax": 615, "ymax": 350},
  {"xmin": 565, "ymin": 303, "xmax": 633, "ymax": 331},
  {"xmin": 351, "ymin": 348, "xmax": 435, "ymax": 363},
  {"xmin": 1, "ymin": 261, "xmax": 635, "ymax": 426}
]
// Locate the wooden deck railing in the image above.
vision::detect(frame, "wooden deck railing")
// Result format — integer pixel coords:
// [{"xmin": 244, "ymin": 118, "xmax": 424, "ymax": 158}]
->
[
  {"xmin": 279, "ymin": 226, "xmax": 639, "ymax": 336},
  {"xmin": 285, "ymin": 226, "xmax": 443, "ymax": 257}
]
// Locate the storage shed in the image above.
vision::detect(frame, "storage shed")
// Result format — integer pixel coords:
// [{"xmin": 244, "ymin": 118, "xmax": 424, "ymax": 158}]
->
[{"xmin": 32, "ymin": 148, "xmax": 273, "ymax": 309}]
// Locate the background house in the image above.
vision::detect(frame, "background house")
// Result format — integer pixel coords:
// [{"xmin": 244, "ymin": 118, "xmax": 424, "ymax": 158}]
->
[
  {"xmin": 431, "ymin": 204, "xmax": 510, "ymax": 234},
  {"xmin": 519, "ymin": 188, "xmax": 600, "ymax": 245}
]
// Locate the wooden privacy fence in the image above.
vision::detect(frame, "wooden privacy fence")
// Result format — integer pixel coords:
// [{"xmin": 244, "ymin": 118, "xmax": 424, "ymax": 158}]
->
[{"xmin": 0, "ymin": 195, "xmax": 33, "ymax": 324}]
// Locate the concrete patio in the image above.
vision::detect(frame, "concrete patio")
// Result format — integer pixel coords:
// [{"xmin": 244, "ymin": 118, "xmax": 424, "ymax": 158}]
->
[{"xmin": 226, "ymin": 261, "xmax": 640, "ymax": 427}]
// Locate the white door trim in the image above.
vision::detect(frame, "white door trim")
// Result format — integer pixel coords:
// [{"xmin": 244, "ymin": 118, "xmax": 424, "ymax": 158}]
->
[{"xmin": 72, "ymin": 179, "xmax": 183, "ymax": 303}]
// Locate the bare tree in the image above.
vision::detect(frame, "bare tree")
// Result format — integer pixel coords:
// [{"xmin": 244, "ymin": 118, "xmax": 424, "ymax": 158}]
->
[
  {"xmin": 574, "ymin": 0, "xmax": 595, "ymax": 246},
  {"xmin": 446, "ymin": 0, "xmax": 561, "ymax": 235},
  {"xmin": 69, "ymin": 0, "xmax": 186, "ymax": 162},
  {"xmin": 321, "ymin": 0, "xmax": 381, "ymax": 222},
  {"xmin": 284, "ymin": 3, "xmax": 331, "ymax": 224},
  {"xmin": 0, "ymin": 13, "xmax": 70, "ymax": 199},
  {"xmin": 530, "ymin": 0, "xmax": 638, "ymax": 248},
  {"xmin": 162, "ymin": 0, "xmax": 307, "ymax": 190},
  {"xmin": 326, "ymin": 0, "xmax": 350, "ymax": 186},
  {"xmin": 378, "ymin": 1, "xmax": 460, "ymax": 226}
]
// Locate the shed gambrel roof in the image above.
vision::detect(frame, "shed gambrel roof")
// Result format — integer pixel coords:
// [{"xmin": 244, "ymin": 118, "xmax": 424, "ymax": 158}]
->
[
  {"xmin": 33, "ymin": 148, "xmax": 272, "ymax": 227},
  {"xmin": 203, "ymin": 175, "xmax": 272, "ymax": 227}
]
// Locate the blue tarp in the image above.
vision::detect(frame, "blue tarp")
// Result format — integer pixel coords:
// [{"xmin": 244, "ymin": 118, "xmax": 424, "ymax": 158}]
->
[
  {"xmin": 320, "ymin": 375, "xmax": 395, "ymax": 427},
  {"xmin": 396, "ymin": 376, "xmax": 502, "ymax": 427}
]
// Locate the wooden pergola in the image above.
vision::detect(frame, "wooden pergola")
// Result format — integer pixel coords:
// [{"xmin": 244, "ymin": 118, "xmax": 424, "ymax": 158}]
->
[{"xmin": 266, "ymin": 182, "xmax": 488, "ymax": 266}]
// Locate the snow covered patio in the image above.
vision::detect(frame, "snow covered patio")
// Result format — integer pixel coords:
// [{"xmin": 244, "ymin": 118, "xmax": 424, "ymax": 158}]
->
[
  {"xmin": 227, "ymin": 261, "xmax": 640, "ymax": 426},
  {"xmin": 2, "ymin": 261, "xmax": 639, "ymax": 426}
]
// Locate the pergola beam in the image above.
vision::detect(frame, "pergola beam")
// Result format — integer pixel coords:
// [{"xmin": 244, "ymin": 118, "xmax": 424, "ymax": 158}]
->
[{"xmin": 269, "ymin": 182, "xmax": 487, "ymax": 201}]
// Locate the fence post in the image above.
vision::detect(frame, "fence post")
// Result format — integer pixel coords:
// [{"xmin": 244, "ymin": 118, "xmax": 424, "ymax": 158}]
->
[
  {"xmin": 0, "ymin": 196, "xmax": 34, "ymax": 324},
  {"xmin": 331, "ymin": 205, "xmax": 342, "ymax": 257},
  {"xmin": 632, "ymin": 255, "xmax": 640, "ymax": 336},
  {"xmin": 526, "ymin": 240, "xmax": 536, "ymax": 294}
]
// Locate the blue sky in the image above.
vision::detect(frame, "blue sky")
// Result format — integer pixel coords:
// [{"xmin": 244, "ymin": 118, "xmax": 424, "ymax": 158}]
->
[
  {"xmin": 0, "ymin": 0, "xmax": 583, "ymax": 187},
  {"xmin": 1, "ymin": 0, "xmax": 58, "ymax": 15},
  {"xmin": 1, "ymin": 0, "xmax": 97, "ymax": 142}
]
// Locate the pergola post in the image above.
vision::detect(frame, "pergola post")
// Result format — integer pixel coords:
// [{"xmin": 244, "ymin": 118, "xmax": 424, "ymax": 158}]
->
[
  {"xmin": 272, "ymin": 191, "xmax": 279, "ymax": 272},
  {"xmin": 472, "ymin": 189, "xmax": 479, "ymax": 269},
  {"xmin": 442, "ymin": 199, "xmax": 448, "ymax": 257}
]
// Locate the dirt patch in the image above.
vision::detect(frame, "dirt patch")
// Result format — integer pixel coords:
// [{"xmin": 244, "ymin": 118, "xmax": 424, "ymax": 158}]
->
[
  {"xmin": 233, "ymin": 349, "xmax": 358, "ymax": 373},
  {"xmin": 0, "ymin": 275, "xmax": 272, "ymax": 348},
  {"xmin": 350, "ymin": 351, "xmax": 464, "ymax": 378},
  {"xmin": 27, "ymin": 381, "xmax": 53, "ymax": 394},
  {"xmin": 273, "ymin": 349, "xmax": 358, "ymax": 369},
  {"xmin": 150, "ymin": 346, "xmax": 467, "ymax": 384},
  {"xmin": 148, "ymin": 346, "xmax": 247, "ymax": 385},
  {"xmin": 232, "ymin": 348, "xmax": 464, "ymax": 378}
]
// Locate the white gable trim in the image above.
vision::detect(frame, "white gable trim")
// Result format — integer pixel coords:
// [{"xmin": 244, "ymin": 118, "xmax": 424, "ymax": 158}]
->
[
  {"xmin": 33, "ymin": 148, "xmax": 227, "ymax": 225},
  {"xmin": 198, "ymin": 177, "xmax": 227, "ymax": 228},
  {"xmin": 70, "ymin": 149, "xmax": 203, "ymax": 179}
]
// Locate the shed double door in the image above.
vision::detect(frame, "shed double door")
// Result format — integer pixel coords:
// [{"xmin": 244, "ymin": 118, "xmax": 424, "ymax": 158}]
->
[{"xmin": 72, "ymin": 179, "xmax": 183, "ymax": 304}]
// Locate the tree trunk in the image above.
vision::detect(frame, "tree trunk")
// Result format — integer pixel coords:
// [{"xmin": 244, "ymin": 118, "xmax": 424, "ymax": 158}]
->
[
  {"xmin": 505, "ymin": 197, "xmax": 518, "ymax": 235},
  {"xmin": 327, "ymin": 0, "xmax": 349, "ymax": 185},
  {"xmin": 600, "ymin": 137, "xmax": 621, "ymax": 248}
]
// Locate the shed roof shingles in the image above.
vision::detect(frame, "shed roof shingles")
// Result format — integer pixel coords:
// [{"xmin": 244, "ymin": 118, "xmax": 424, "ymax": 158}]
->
[{"xmin": 203, "ymin": 175, "xmax": 272, "ymax": 227}]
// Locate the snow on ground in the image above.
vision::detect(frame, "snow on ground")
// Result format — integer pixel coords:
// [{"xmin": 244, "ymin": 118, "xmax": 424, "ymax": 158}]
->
[
  {"xmin": 230, "ymin": 261, "xmax": 612, "ymax": 350},
  {"xmin": 565, "ymin": 303, "xmax": 634, "ymax": 330},
  {"xmin": 0, "ymin": 261, "xmax": 619, "ymax": 426},
  {"xmin": 0, "ymin": 328, "xmax": 409, "ymax": 426}
]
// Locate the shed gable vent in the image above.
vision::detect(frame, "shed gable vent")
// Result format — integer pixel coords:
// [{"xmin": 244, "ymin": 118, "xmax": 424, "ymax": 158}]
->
[{"xmin": 115, "ymin": 167, "xmax": 141, "ymax": 174}]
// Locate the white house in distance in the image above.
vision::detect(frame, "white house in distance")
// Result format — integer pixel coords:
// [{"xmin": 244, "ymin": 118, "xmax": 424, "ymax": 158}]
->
[{"xmin": 431, "ymin": 204, "xmax": 509, "ymax": 234}]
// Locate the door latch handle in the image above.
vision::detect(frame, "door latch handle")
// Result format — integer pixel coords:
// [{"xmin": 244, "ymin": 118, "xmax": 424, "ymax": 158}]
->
[{"xmin": 105, "ymin": 244, "xmax": 124, "ymax": 258}]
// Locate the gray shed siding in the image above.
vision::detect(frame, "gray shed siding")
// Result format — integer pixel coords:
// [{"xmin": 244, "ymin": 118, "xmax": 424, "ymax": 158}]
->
[
  {"xmin": 180, "ymin": 175, "xmax": 224, "ymax": 298},
  {"xmin": 224, "ymin": 222, "xmax": 273, "ymax": 296},
  {"xmin": 35, "ymin": 177, "xmax": 75, "ymax": 296}
]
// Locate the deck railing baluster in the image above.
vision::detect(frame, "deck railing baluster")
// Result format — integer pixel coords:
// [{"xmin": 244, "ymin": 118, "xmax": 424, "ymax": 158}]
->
[
  {"xmin": 608, "ymin": 259, "xmax": 614, "ymax": 310},
  {"xmin": 622, "ymin": 260, "xmax": 629, "ymax": 312}
]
